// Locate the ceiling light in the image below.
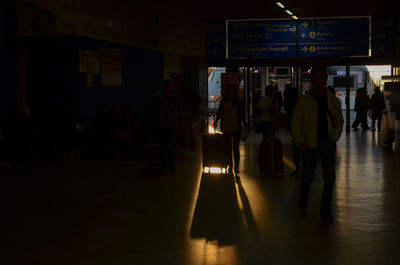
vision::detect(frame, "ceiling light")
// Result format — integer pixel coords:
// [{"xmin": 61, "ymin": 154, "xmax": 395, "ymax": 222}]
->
[
  {"xmin": 275, "ymin": 2, "xmax": 285, "ymax": 8},
  {"xmin": 292, "ymin": 15, "xmax": 298, "ymax": 20},
  {"xmin": 285, "ymin": 10, "xmax": 293, "ymax": 16}
]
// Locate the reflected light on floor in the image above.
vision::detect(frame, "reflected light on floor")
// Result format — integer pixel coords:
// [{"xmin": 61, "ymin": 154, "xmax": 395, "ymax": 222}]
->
[
  {"xmin": 373, "ymin": 131, "xmax": 380, "ymax": 147},
  {"xmin": 208, "ymin": 126, "xmax": 222, "ymax": 134},
  {"xmin": 186, "ymin": 240, "xmax": 238, "ymax": 265},
  {"xmin": 204, "ymin": 166, "xmax": 229, "ymax": 174},
  {"xmin": 283, "ymin": 155, "xmax": 296, "ymax": 170},
  {"xmin": 335, "ymin": 132, "xmax": 384, "ymax": 224}
]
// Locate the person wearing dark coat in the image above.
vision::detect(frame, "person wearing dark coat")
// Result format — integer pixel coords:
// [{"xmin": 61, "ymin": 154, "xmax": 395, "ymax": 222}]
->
[
  {"xmin": 215, "ymin": 83, "xmax": 247, "ymax": 174},
  {"xmin": 369, "ymin": 86, "xmax": 386, "ymax": 131}
]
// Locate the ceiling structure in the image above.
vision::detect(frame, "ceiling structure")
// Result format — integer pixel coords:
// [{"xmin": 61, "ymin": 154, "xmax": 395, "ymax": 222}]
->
[{"xmin": 161, "ymin": 0, "xmax": 398, "ymax": 20}]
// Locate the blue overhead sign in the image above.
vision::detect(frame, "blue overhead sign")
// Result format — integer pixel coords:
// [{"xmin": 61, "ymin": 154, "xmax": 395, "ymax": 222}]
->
[
  {"xmin": 227, "ymin": 20, "xmax": 297, "ymax": 59},
  {"xmin": 298, "ymin": 17, "xmax": 370, "ymax": 57},
  {"xmin": 206, "ymin": 21, "xmax": 226, "ymax": 60},
  {"xmin": 371, "ymin": 16, "xmax": 395, "ymax": 57}
]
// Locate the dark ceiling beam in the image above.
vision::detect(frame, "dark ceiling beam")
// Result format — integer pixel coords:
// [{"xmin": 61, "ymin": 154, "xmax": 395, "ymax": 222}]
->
[{"xmin": 207, "ymin": 56, "xmax": 399, "ymax": 67}]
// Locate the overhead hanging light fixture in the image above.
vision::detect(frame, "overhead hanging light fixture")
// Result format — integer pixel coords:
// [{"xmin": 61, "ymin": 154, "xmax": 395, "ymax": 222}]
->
[
  {"xmin": 274, "ymin": 1, "xmax": 298, "ymax": 20},
  {"xmin": 285, "ymin": 10, "xmax": 293, "ymax": 16},
  {"xmin": 275, "ymin": 1, "xmax": 285, "ymax": 8}
]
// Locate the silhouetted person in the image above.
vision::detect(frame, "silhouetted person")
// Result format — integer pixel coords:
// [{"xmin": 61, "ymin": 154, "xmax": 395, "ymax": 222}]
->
[
  {"xmin": 179, "ymin": 83, "xmax": 201, "ymax": 148},
  {"xmin": 284, "ymin": 84, "xmax": 301, "ymax": 177},
  {"xmin": 257, "ymin": 85, "xmax": 280, "ymax": 139},
  {"xmin": 352, "ymin": 85, "xmax": 370, "ymax": 130},
  {"xmin": 327, "ymin": 85, "xmax": 335, "ymax": 94},
  {"xmin": 253, "ymin": 90, "xmax": 262, "ymax": 129},
  {"xmin": 291, "ymin": 66, "xmax": 344, "ymax": 222},
  {"xmin": 361, "ymin": 85, "xmax": 370, "ymax": 130},
  {"xmin": 94, "ymin": 104, "xmax": 114, "ymax": 158},
  {"xmin": 352, "ymin": 88, "xmax": 366, "ymax": 130},
  {"xmin": 369, "ymin": 86, "xmax": 386, "ymax": 131},
  {"xmin": 1, "ymin": 107, "xmax": 38, "ymax": 163},
  {"xmin": 157, "ymin": 79, "xmax": 181, "ymax": 172},
  {"xmin": 124, "ymin": 106, "xmax": 146, "ymax": 153},
  {"xmin": 215, "ymin": 83, "xmax": 246, "ymax": 174},
  {"xmin": 273, "ymin": 85, "xmax": 283, "ymax": 111}
]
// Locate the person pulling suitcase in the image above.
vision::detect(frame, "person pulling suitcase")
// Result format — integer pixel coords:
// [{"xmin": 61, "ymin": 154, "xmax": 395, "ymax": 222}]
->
[
  {"xmin": 257, "ymin": 85, "xmax": 283, "ymax": 177},
  {"xmin": 215, "ymin": 83, "xmax": 247, "ymax": 175}
]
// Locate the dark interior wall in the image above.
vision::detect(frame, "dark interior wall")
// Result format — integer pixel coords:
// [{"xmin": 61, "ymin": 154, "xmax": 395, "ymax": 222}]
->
[
  {"xmin": 75, "ymin": 37, "xmax": 163, "ymax": 123},
  {"xmin": 25, "ymin": 36, "xmax": 163, "ymax": 125},
  {"xmin": 0, "ymin": 0, "xmax": 17, "ymax": 124},
  {"xmin": 26, "ymin": 37, "xmax": 75, "ymax": 127}
]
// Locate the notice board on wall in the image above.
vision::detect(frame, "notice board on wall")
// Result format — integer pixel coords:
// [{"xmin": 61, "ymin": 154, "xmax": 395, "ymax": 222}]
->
[
  {"xmin": 101, "ymin": 48, "xmax": 121, "ymax": 86},
  {"xmin": 79, "ymin": 50, "xmax": 100, "ymax": 74}
]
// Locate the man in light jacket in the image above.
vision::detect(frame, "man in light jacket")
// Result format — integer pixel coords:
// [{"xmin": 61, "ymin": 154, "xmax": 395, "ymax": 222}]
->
[{"xmin": 291, "ymin": 66, "xmax": 344, "ymax": 222}]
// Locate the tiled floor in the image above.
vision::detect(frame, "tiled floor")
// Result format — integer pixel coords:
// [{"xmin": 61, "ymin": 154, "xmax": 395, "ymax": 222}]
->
[{"xmin": 2, "ymin": 129, "xmax": 400, "ymax": 265}]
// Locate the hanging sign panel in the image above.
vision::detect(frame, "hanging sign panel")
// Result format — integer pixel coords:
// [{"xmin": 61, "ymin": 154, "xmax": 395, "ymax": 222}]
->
[
  {"xmin": 298, "ymin": 17, "xmax": 370, "ymax": 57},
  {"xmin": 206, "ymin": 17, "xmax": 376, "ymax": 59},
  {"xmin": 371, "ymin": 16, "xmax": 395, "ymax": 57},
  {"xmin": 227, "ymin": 19, "xmax": 297, "ymax": 59},
  {"xmin": 205, "ymin": 21, "xmax": 226, "ymax": 60}
]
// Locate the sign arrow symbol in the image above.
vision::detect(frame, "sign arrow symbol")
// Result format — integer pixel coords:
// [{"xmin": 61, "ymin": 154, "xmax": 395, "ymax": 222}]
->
[
  {"xmin": 301, "ymin": 33, "xmax": 306, "ymax": 38},
  {"xmin": 213, "ymin": 35, "xmax": 220, "ymax": 43},
  {"xmin": 301, "ymin": 21, "xmax": 309, "ymax": 28},
  {"xmin": 302, "ymin": 46, "xmax": 308, "ymax": 52}
]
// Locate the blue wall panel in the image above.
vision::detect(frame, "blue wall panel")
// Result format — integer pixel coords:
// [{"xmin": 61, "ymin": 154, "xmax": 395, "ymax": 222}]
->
[
  {"xmin": 74, "ymin": 37, "xmax": 163, "ymax": 123},
  {"xmin": 25, "ymin": 36, "xmax": 163, "ymax": 125}
]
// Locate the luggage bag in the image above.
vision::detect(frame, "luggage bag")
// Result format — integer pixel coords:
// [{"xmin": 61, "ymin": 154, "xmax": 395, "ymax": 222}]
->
[
  {"xmin": 258, "ymin": 136, "xmax": 283, "ymax": 177},
  {"xmin": 201, "ymin": 133, "xmax": 232, "ymax": 172}
]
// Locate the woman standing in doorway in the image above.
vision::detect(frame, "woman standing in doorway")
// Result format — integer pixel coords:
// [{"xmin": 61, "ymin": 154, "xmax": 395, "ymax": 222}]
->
[{"xmin": 215, "ymin": 83, "xmax": 246, "ymax": 174}]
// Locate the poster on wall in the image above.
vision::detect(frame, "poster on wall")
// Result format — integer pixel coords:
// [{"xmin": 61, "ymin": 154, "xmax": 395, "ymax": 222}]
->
[
  {"xmin": 101, "ymin": 48, "xmax": 121, "ymax": 86},
  {"xmin": 79, "ymin": 50, "xmax": 100, "ymax": 74}
]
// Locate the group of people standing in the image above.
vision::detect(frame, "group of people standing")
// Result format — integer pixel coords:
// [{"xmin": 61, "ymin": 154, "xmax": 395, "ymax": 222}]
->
[
  {"xmin": 214, "ymin": 66, "xmax": 345, "ymax": 222},
  {"xmin": 205, "ymin": 67, "xmax": 388, "ymax": 222},
  {"xmin": 352, "ymin": 85, "xmax": 386, "ymax": 131},
  {"xmin": 257, "ymin": 67, "xmax": 344, "ymax": 222}
]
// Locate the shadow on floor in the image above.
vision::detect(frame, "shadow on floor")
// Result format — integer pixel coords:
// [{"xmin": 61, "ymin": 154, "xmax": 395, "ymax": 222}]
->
[{"xmin": 190, "ymin": 172, "xmax": 242, "ymax": 246}]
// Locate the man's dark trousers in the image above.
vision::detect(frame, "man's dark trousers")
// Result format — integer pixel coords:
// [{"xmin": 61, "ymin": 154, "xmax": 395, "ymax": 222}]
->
[{"xmin": 299, "ymin": 139, "xmax": 336, "ymax": 215}]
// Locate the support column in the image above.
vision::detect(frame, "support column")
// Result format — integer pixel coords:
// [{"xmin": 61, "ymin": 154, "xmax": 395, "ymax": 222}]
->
[
  {"xmin": 346, "ymin": 64, "xmax": 351, "ymax": 133},
  {"xmin": 0, "ymin": 0, "xmax": 17, "ymax": 124}
]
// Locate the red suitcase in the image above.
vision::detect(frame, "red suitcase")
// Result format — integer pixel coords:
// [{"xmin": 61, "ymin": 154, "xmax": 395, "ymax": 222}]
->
[{"xmin": 258, "ymin": 137, "xmax": 283, "ymax": 177}]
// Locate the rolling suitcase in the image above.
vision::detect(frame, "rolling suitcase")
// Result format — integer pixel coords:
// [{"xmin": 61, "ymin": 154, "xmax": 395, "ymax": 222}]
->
[
  {"xmin": 201, "ymin": 132, "xmax": 232, "ymax": 172},
  {"xmin": 258, "ymin": 132, "xmax": 283, "ymax": 177}
]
